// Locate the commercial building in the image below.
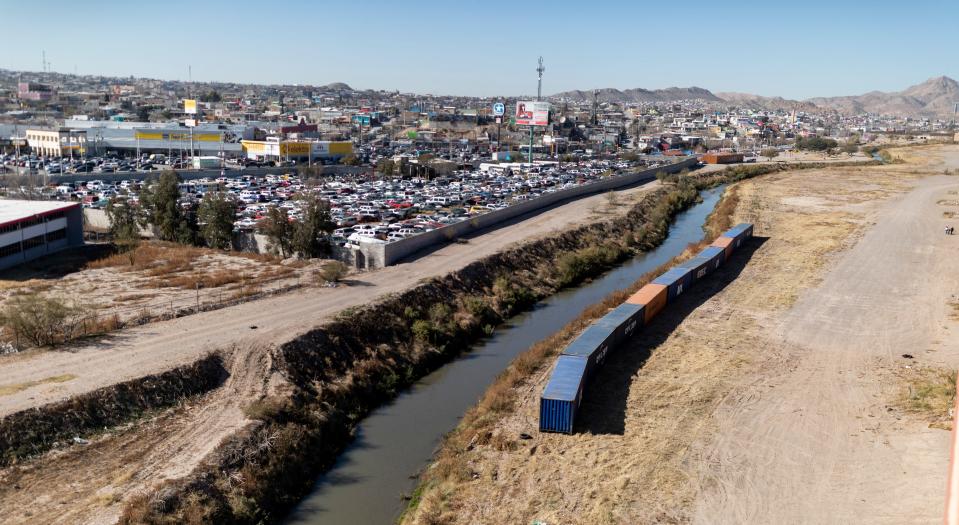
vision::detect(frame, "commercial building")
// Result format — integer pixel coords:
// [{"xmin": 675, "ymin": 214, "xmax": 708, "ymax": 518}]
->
[
  {"xmin": 25, "ymin": 128, "xmax": 88, "ymax": 157},
  {"xmin": 0, "ymin": 201, "xmax": 84, "ymax": 271},
  {"xmin": 240, "ymin": 138, "xmax": 353, "ymax": 162},
  {"xmin": 17, "ymin": 82, "xmax": 55, "ymax": 102}
]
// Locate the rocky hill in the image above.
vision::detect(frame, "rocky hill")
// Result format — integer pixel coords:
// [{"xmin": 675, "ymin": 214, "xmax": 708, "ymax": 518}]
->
[
  {"xmin": 807, "ymin": 76, "xmax": 958, "ymax": 117},
  {"xmin": 551, "ymin": 86, "xmax": 722, "ymax": 103}
]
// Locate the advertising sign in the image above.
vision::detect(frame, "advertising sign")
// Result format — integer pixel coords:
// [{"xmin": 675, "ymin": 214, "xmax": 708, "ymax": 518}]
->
[
  {"xmin": 515, "ymin": 101, "xmax": 549, "ymax": 126},
  {"xmin": 492, "ymin": 102, "xmax": 505, "ymax": 116},
  {"xmin": 279, "ymin": 142, "xmax": 311, "ymax": 156},
  {"xmin": 184, "ymin": 99, "xmax": 197, "ymax": 115}
]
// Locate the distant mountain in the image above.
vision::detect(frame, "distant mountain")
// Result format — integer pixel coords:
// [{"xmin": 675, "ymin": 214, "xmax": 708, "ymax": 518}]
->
[
  {"xmin": 715, "ymin": 92, "xmax": 818, "ymax": 112},
  {"xmin": 552, "ymin": 76, "xmax": 958, "ymax": 118},
  {"xmin": 807, "ymin": 76, "xmax": 959, "ymax": 117},
  {"xmin": 319, "ymin": 82, "xmax": 353, "ymax": 92},
  {"xmin": 551, "ymin": 86, "xmax": 722, "ymax": 103}
]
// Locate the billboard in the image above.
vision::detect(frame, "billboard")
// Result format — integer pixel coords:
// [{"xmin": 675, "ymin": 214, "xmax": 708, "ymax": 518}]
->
[
  {"xmin": 184, "ymin": 99, "xmax": 197, "ymax": 115},
  {"xmin": 515, "ymin": 101, "xmax": 549, "ymax": 126}
]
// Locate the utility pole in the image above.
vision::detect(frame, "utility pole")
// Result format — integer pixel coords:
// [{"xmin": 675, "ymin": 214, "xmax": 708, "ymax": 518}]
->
[{"xmin": 530, "ymin": 56, "xmax": 544, "ymax": 167}]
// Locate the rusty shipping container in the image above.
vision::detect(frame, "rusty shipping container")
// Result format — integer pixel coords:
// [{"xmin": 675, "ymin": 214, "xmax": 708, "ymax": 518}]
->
[{"xmin": 626, "ymin": 283, "xmax": 668, "ymax": 323}]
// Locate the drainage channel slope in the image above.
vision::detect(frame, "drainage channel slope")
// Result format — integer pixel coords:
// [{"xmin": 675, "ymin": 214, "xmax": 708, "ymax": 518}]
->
[{"xmin": 284, "ymin": 186, "xmax": 726, "ymax": 525}]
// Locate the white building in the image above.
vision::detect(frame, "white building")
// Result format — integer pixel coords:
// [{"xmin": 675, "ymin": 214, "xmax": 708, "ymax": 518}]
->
[{"xmin": 0, "ymin": 201, "xmax": 84, "ymax": 271}]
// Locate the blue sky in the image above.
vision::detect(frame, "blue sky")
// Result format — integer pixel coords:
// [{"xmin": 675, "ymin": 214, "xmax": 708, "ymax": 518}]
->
[{"xmin": 4, "ymin": 0, "xmax": 957, "ymax": 99}]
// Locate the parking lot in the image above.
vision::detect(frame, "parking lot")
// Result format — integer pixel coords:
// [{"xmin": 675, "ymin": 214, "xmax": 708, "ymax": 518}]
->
[{"xmin": 25, "ymin": 157, "xmax": 676, "ymax": 247}]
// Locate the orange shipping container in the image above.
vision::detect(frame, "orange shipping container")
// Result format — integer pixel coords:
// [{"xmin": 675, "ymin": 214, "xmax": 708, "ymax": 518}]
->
[
  {"xmin": 626, "ymin": 283, "xmax": 668, "ymax": 323},
  {"xmin": 712, "ymin": 236, "xmax": 734, "ymax": 260}
]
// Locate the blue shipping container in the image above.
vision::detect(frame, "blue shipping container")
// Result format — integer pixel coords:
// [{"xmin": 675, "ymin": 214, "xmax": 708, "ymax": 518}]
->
[
  {"xmin": 652, "ymin": 266, "xmax": 694, "ymax": 301},
  {"xmin": 562, "ymin": 322, "xmax": 617, "ymax": 379},
  {"xmin": 598, "ymin": 303, "xmax": 645, "ymax": 348},
  {"xmin": 698, "ymin": 246, "xmax": 726, "ymax": 271},
  {"xmin": 721, "ymin": 223, "xmax": 754, "ymax": 250},
  {"xmin": 540, "ymin": 355, "xmax": 589, "ymax": 433},
  {"xmin": 679, "ymin": 255, "xmax": 713, "ymax": 283}
]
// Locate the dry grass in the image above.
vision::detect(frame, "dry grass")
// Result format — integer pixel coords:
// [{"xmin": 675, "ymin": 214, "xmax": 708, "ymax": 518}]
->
[
  {"xmin": 113, "ymin": 293, "xmax": 159, "ymax": 303},
  {"xmin": 894, "ymin": 366, "xmax": 957, "ymax": 430},
  {"xmin": 87, "ymin": 242, "xmax": 204, "ymax": 272}
]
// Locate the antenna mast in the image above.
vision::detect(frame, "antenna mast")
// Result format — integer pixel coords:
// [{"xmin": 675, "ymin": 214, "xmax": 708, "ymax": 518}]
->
[
  {"xmin": 536, "ymin": 56, "xmax": 545, "ymax": 101},
  {"xmin": 529, "ymin": 57, "xmax": 545, "ymax": 166}
]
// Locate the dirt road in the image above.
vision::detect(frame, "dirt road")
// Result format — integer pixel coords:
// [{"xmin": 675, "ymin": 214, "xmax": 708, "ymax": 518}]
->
[
  {"xmin": 0, "ymin": 179, "xmax": 657, "ymax": 417},
  {"xmin": 693, "ymin": 154, "xmax": 959, "ymax": 523},
  {"xmin": 402, "ymin": 146, "xmax": 959, "ymax": 524},
  {"xmin": 0, "ymin": 342, "xmax": 271, "ymax": 525}
]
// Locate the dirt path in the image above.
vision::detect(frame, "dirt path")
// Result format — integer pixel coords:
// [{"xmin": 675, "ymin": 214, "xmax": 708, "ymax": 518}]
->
[
  {"xmin": 692, "ymin": 163, "xmax": 959, "ymax": 523},
  {"xmin": 0, "ymin": 342, "xmax": 272, "ymax": 525},
  {"xmin": 0, "ymin": 180, "xmax": 658, "ymax": 417}
]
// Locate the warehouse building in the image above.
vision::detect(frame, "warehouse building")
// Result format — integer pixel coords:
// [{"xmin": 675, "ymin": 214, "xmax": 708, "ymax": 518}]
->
[{"xmin": 0, "ymin": 201, "xmax": 84, "ymax": 271}]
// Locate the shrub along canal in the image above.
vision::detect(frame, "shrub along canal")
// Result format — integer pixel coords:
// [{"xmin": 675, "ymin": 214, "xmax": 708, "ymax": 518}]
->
[{"xmin": 284, "ymin": 185, "xmax": 726, "ymax": 524}]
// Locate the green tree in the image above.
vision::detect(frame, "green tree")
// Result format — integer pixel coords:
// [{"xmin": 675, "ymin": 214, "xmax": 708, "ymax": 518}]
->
[
  {"xmin": 175, "ymin": 203, "xmax": 199, "ymax": 245},
  {"xmin": 258, "ymin": 206, "xmax": 294, "ymax": 257},
  {"xmin": 105, "ymin": 196, "xmax": 142, "ymax": 265},
  {"xmin": 140, "ymin": 171, "xmax": 186, "ymax": 242},
  {"xmin": 795, "ymin": 136, "xmax": 838, "ymax": 151},
  {"xmin": 197, "ymin": 191, "xmax": 237, "ymax": 250},
  {"xmin": 292, "ymin": 196, "xmax": 336, "ymax": 258},
  {"xmin": 760, "ymin": 147, "xmax": 779, "ymax": 160},
  {"xmin": 340, "ymin": 154, "xmax": 361, "ymax": 166}
]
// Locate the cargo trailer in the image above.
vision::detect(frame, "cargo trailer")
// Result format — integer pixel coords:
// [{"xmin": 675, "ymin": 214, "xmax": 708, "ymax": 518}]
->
[
  {"xmin": 627, "ymin": 283, "xmax": 668, "ymax": 323},
  {"xmin": 540, "ymin": 355, "xmax": 589, "ymax": 434},
  {"xmin": 652, "ymin": 266, "xmax": 694, "ymax": 301}
]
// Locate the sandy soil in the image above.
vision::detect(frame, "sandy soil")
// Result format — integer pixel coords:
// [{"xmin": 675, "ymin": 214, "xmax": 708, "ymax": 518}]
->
[
  {"xmin": 0, "ymin": 245, "xmax": 318, "ymax": 327},
  {"xmin": 0, "ymin": 342, "xmax": 273, "ymax": 525},
  {"xmin": 404, "ymin": 145, "xmax": 959, "ymax": 524},
  {"xmin": 0, "ymin": 179, "xmax": 658, "ymax": 418}
]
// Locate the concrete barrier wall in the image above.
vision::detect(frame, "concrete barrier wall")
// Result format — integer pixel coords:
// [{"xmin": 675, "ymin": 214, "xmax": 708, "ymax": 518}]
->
[{"xmin": 372, "ymin": 157, "xmax": 697, "ymax": 267}]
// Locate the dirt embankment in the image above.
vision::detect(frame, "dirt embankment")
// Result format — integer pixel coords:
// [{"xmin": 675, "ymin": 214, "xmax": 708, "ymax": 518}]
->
[
  {"xmin": 0, "ymin": 352, "xmax": 227, "ymax": 467},
  {"xmin": 0, "ymin": 343, "xmax": 273, "ymax": 525},
  {"xmin": 400, "ymin": 155, "xmax": 949, "ymax": 524}
]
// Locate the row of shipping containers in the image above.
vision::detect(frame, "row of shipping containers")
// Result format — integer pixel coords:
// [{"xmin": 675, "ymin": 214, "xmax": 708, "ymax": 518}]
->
[{"xmin": 539, "ymin": 223, "xmax": 754, "ymax": 433}]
